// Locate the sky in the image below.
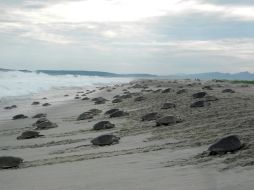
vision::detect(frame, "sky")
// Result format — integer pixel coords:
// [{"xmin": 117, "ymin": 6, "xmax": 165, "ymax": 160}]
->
[{"xmin": 0, "ymin": 0, "xmax": 254, "ymax": 75}]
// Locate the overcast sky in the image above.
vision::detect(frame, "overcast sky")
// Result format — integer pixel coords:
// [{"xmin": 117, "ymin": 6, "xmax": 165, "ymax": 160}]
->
[{"xmin": 0, "ymin": 0, "xmax": 254, "ymax": 74}]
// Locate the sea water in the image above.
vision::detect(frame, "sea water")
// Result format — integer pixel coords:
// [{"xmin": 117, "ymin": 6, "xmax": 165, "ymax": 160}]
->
[{"xmin": 0, "ymin": 71, "xmax": 131, "ymax": 99}]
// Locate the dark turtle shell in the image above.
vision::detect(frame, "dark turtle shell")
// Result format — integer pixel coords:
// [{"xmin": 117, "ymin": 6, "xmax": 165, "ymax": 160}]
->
[
  {"xmin": 32, "ymin": 113, "xmax": 47, "ymax": 119},
  {"xmin": 208, "ymin": 135, "xmax": 242, "ymax": 155},
  {"xmin": 31, "ymin": 101, "xmax": 40, "ymax": 105},
  {"xmin": 112, "ymin": 98, "xmax": 122, "ymax": 103},
  {"xmin": 156, "ymin": 115, "xmax": 182, "ymax": 126},
  {"xmin": 93, "ymin": 121, "xmax": 115, "ymax": 130},
  {"xmin": 33, "ymin": 118, "xmax": 57, "ymax": 130},
  {"xmin": 222, "ymin": 89, "xmax": 235, "ymax": 93},
  {"xmin": 176, "ymin": 89, "xmax": 187, "ymax": 94},
  {"xmin": 141, "ymin": 112, "xmax": 159, "ymax": 121},
  {"xmin": 190, "ymin": 100, "xmax": 210, "ymax": 108},
  {"xmin": 161, "ymin": 88, "xmax": 171, "ymax": 93},
  {"xmin": 0, "ymin": 156, "xmax": 23, "ymax": 169},
  {"xmin": 104, "ymin": 109, "xmax": 119, "ymax": 115},
  {"xmin": 12, "ymin": 114, "xmax": 28, "ymax": 120},
  {"xmin": 134, "ymin": 96, "xmax": 146, "ymax": 102},
  {"xmin": 17, "ymin": 131, "xmax": 42, "ymax": 140},
  {"xmin": 192, "ymin": 92, "xmax": 207, "ymax": 99},
  {"xmin": 91, "ymin": 134, "xmax": 120, "ymax": 146},
  {"xmin": 161, "ymin": 103, "xmax": 176, "ymax": 109},
  {"xmin": 109, "ymin": 110, "xmax": 129, "ymax": 118}
]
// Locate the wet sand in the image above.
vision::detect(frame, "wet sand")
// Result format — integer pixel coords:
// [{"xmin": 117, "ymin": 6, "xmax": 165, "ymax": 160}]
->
[{"xmin": 1, "ymin": 80, "xmax": 254, "ymax": 190}]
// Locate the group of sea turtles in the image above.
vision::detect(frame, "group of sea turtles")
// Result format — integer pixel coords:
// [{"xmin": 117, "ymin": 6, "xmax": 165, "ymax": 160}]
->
[{"xmin": 0, "ymin": 83, "xmax": 244, "ymax": 169}]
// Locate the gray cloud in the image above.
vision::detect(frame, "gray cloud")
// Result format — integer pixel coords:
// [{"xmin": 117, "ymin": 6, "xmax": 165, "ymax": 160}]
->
[
  {"xmin": 0, "ymin": 0, "xmax": 254, "ymax": 74},
  {"xmin": 204, "ymin": 0, "xmax": 254, "ymax": 5}
]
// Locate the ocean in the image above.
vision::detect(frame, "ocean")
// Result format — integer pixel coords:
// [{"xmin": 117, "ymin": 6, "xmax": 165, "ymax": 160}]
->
[{"xmin": 0, "ymin": 71, "xmax": 132, "ymax": 99}]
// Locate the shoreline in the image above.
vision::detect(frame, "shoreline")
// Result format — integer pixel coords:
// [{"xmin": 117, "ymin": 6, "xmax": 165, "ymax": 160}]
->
[{"xmin": 0, "ymin": 79, "xmax": 254, "ymax": 189}]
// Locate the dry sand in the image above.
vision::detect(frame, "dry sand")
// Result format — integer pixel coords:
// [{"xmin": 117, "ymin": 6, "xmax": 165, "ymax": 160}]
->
[{"xmin": 1, "ymin": 80, "xmax": 254, "ymax": 190}]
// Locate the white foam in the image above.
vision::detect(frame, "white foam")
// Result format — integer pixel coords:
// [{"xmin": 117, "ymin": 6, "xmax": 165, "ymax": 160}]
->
[{"xmin": 0, "ymin": 71, "xmax": 131, "ymax": 99}]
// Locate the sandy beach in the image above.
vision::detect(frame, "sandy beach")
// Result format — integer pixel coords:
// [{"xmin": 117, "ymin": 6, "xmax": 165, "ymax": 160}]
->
[{"xmin": 1, "ymin": 79, "xmax": 254, "ymax": 190}]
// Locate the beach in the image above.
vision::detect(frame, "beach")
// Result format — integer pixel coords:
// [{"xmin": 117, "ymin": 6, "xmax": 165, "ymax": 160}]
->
[{"xmin": 1, "ymin": 79, "xmax": 254, "ymax": 190}]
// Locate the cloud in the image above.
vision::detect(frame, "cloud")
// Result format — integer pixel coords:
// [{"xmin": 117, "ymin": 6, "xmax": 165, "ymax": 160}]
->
[
  {"xmin": 0, "ymin": 0, "xmax": 254, "ymax": 45},
  {"xmin": 0, "ymin": 0, "xmax": 254, "ymax": 74},
  {"xmin": 9, "ymin": 0, "xmax": 254, "ymax": 23},
  {"xmin": 203, "ymin": 0, "xmax": 254, "ymax": 5}
]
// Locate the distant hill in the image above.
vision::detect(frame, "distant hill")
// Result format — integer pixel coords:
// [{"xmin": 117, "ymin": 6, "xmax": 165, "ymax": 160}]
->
[
  {"xmin": 37, "ymin": 70, "xmax": 157, "ymax": 78},
  {"xmin": 0, "ymin": 68, "xmax": 32, "ymax": 72},
  {"xmin": 1, "ymin": 68, "xmax": 254, "ymax": 80},
  {"xmin": 166, "ymin": 72, "xmax": 254, "ymax": 80},
  {"xmin": 0, "ymin": 68, "xmax": 12, "ymax": 72},
  {"xmin": 0, "ymin": 68, "xmax": 156, "ymax": 77}
]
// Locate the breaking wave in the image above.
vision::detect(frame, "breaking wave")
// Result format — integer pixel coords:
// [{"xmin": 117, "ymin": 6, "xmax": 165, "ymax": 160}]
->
[{"xmin": 0, "ymin": 71, "xmax": 131, "ymax": 98}]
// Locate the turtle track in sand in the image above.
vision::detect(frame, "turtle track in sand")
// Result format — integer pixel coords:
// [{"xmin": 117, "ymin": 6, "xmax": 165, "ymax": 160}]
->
[
  {"xmin": 0, "ymin": 137, "xmax": 92, "ymax": 151},
  {"xmin": 1, "ymin": 80, "xmax": 254, "ymax": 171},
  {"xmin": 109, "ymin": 81, "xmax": 254, "ymax": 170},
  {"xmin": 20, "ymin": 142, "xmax": 174, "ymax": 169}
]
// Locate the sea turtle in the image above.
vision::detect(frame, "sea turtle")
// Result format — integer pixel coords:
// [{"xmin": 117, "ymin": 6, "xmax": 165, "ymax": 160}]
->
[
  {"xmin": 32, "ymin": 113, "xmax": 47, "ymax": 118},
  {"xmin": 91, "ymin": 134, "xmax": 120, "ymax": 146},
  {"xmin": 141, "ymin": 112, "xmax": 159, "ymax": 121},
  {"xmin": 156, "ymin": 115, "xmax": 182, "ymax": 126},
  {"xmin": 17, "ymin": 131, "xmax": 43, "ymax": 140},
  {"xmin": 42, "ymin": 103, "xmax": 51, "ymax": 106},
  {"xmin": 154, "ymin": 89, "xmax": 162, "ymax": 93},
  {"xmin": 109, "ymin": 110, "xmax": 129, "ymax": 118},
  {"xmin": 176, "ymin": 89, "xmax": 187, "ymax": 94},
  {"xmin": 93, "ymin": 121, "xmax": 115, "ymax": 130},
  {"xmin": 33, "ymin": 118, "xmax": 57, "ymax": 130},
  {"xmin": 77, "ymin": 109, "xmax": 102, "ymax": 120},
  {"xmin": 0, "ymin": 156, "xmax": 23, "ymax": 169},
  {"xmin": 94, "ymin": 99, "xmax": 106, "ymax": 104},
  {"xmin": 31, "ymin": 101, "xmax": 40, "ymax": 105},
  {"xmin": 161, "ymin": 88, "xmax": 171, "ymax": 93},
  {"xmin": 192, "ymin": 92, "xmax": 207, "ymax": 99},
  {"xmin": 123, "ymin": 91, "xmax": 130, "ymax": 94},
  {"xmin": 113, "ymin": 95, "xmax": 120, "ymax": 99},
  {"xmin": 33, "ymin": 118, "xmax": 47, "ymax": 126},
  {"xmin": 112, "ymin": 98, "xmax": 122, "ymax": 103},
  {"xmin": 88, "ymin": 109, "xmax": 102, "ymax": 115},
  {"xmin": 12, "ymin": 114, "xmax": 28, "ymax": 120},
  {"xmin": 190, "ymin": 100, "xmax": 210, "ymax": 108},
  {"xmin": 132, "ymin": 84, "xmax": 143, "ymax": 88},
  {"xmin": 4, "ymin": 105, "xmax": 17, "ymax": 110},
  {"xmin": 222, "ymin": 89, "xmax": 235, "ymax": 93},
  {"xmin": 161, "ymin": 103, "xmax": 176, "ymax": 109},
  {"xmin": 208, "ymin": 135, "xmax": 242, "ymax": 155},
  {"xmin": 202, "ymin": 86, "xmax": 213, "ymax": 90},
  {"xmin": 120, "ymin": 94, "xmax": 132, "ymax": 99},
  {"xmin": 104, "ymin": 108, "xmax": 119, "ymax": 115},
  {"xmin": 92, "ymin": 97, "xmax": 108, "ymax": 102},
  {"xmin": 134, "ymin": 96, "xmax": 146, "ymax": 102}
]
